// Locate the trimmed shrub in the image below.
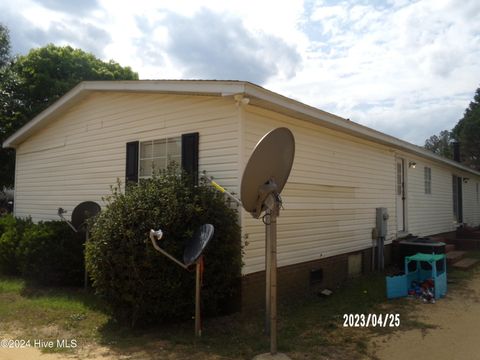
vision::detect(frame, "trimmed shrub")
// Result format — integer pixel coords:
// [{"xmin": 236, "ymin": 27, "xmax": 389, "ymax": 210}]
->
[
  {"xmin": 16, "ymin": 221, "xmax": 85, "ymax": 286},
  {"xmin": 0, "ymin": 215, "xmax": 33, "ymax": 275},
  {"xmin": 86, "ymin": 165, "xmax": 242, "ymax": 327}
]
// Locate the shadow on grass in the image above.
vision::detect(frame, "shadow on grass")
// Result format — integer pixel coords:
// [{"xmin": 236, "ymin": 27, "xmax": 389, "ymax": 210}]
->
[
  {"xmin": 92, "ymin": 272, "xmax": 394, "ymax": 359},
  {"xmin": 3, "ymin": 268, "xmax": 462, "ymax": 359}
]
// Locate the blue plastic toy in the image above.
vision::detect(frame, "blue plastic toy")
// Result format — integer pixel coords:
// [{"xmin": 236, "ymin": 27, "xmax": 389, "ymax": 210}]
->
[{"xmin": 386, "ymin": 253, "xmax": 447, "ymax": 299}]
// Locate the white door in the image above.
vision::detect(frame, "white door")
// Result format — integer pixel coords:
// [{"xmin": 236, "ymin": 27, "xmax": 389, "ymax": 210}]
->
[{"xmin": 396, "ymin": 158, "xmax": 405, "ymax": 232}]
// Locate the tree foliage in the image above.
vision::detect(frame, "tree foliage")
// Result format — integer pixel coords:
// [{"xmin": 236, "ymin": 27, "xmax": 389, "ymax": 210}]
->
[
  {"xmin": 452, "ymin": 87, "xmax": 480, "ymax": 170},
  {"xmin": 0, "ymin": 24, "xmax": 11, "ymax": 68},
  {"xmin": 86, "ymin": 165, "xmax": 242, "ymax": 327},
  {"xmin": 424, "ymin": 130, "xmax": 453, "ymax": 159},
  {"xmin": 11, "ymin": 44, "xmax": 138, "ymax": 120},
  {"xmin": 425, "ymin": 86, "xmax": 480, "ymax": 170},
  {"xmin": 0, "ymin": 23, "xmax": 139, "ymax": 189}
]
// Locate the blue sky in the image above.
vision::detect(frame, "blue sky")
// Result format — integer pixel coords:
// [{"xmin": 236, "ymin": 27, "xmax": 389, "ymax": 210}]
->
[{"xmin": 1, "ymin": 0, "xmax": 479, "ymax": 145}]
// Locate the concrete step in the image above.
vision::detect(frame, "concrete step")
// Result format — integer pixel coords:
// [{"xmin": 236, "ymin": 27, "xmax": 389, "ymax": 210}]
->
[
  {"xmin": 452, "ymin": 258, "xmax": 480, "ymax": 270},
  {"xmin": 446, "ymin": 250, "xmax": 467, "ymax": 264},
  {"xmin": 456, "ymin": 238, "xmax": 480, "ymax": 251},
  {"xmin": 445, "ymin": 244, "xmax": 456, "ymax": 253}
]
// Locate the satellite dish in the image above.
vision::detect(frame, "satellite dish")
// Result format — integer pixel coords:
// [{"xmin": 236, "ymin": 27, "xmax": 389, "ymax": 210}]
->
[
  {"xmin": 241, "ymin": 127, "xmax": 295, "ymax": 218},
  {"xmin": 183, "ymin": 224, "xmax": 214, "ymax": 266},
  {"xmin": 149, "ymin": 224, "xmax": 215, "ymax": 337},
  {"xmin": 71, "ymin": 201, "xmax": 101, "ymax": 233},
  {"xmin": 240, "ymin": 127, "xmax": 295, "ymax": 359}
]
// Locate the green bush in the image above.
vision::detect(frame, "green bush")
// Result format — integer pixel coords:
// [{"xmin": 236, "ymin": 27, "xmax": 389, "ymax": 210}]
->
[
  {"xmin": 86, "ymin": 165, "xmax": 242, "ymax": 326},
  {"xmin": 16, "ymin": 221, "xmax": 85, "ymax": 286},
  {"xmin": 0, "ymin": 215, "xmax": 33, "ymax": 275}
]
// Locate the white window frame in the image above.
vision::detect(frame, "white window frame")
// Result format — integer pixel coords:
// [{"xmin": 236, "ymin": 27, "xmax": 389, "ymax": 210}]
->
[
  {"xmin": 424, "ymin": 166, "xmax": 432, "ymax": 194},
  {"xmin": 139, "ymin": 136, "xmax": 181, "ymax": 179}
]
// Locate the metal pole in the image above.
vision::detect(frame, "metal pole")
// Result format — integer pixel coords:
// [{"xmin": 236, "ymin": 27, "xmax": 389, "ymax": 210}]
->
[
  {"xmin": 195, "ymin": 258, "xmax": 202, "ymax": 337},
  {"xmin": 269, "ymin": 204, "xmax": 278, "ymax": 355},
  {"xmin": 84, "ymin": 229, "xmax": 89, "ymax": 290},
  {"xmin": 265, "ymin": 209, "xmax": 271, "ymax": 336},
  {"xmin": 149, "ymin": 234, "xmax": 189, "ymax": 270}
]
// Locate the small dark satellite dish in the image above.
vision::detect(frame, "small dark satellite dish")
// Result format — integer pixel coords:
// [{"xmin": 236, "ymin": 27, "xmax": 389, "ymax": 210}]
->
[
  {"xmin": 183, "ymin": 224, "xmax": 214, "ymax": 266},
  {"xmin": 71, "ymin": 201, "xmax": 101, "ymax": 233},
  {"xmin": 241, "ymin": 127, "xmax": 295, "ymax": 217}
]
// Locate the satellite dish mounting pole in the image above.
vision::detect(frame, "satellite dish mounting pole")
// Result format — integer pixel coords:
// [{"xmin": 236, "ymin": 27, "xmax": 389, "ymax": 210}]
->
[
  {"xmin": 265, "ymin": 210, "xmax": 271, "ymax": 336},
  {"xmin": 195, "ymin": 255, "xmax": 203, "ymax": 337},
  {"xmin": 266, "ymin": 195, "xmax": 280, "ymax": 355}
]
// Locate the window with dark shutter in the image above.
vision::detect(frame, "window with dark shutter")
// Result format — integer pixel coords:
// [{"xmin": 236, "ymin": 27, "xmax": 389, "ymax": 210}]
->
[
  {"xmin": 125, "ymin": 141, "xmax": 139, "ymax": 186},
  {"xmin": 181, "ymin": 132, "xmax": 199, "ymax": 185}
]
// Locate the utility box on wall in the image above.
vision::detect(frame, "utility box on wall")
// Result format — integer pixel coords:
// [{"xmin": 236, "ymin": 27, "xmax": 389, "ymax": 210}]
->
[{"xmin": 376, "ymin": 207, "xmax": 389, "ymax": 238}]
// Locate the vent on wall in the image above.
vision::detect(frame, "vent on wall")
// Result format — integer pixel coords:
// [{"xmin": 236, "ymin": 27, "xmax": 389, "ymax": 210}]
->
[
  {"xmin": 309, "ymin": 268, "xmax": 323, "ymax": 286},
  {"xmin": 348, "ymin": 253, "xmax": 362, "ymax": 277}
]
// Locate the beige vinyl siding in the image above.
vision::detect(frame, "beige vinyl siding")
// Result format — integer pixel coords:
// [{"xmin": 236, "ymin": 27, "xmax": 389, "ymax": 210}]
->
[
  {"xmin": 463, "ymin": 177, "xmax": 480, "ymax": 227},
  {"xmin": 241, "ymin": 106, "xmax": 396, "ymax": 274},
  {"xmin": 404, "ymin": 156, "xmax": 457, "ymax": 236},
  {"xmin": 14, "ymin": 92, "xmax": 240, "ymax": 222}
]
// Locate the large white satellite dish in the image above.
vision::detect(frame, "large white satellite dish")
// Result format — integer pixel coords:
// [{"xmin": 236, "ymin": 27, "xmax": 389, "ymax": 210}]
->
[{"xmin": 240, "ymin": 127, "xmax": 295, "ymax": 358}]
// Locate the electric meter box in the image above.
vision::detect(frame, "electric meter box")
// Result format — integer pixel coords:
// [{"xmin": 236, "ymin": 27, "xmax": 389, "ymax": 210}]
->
[{"xmin": 376, "ymin": 207, "xmax": 389, "ymax": 238}]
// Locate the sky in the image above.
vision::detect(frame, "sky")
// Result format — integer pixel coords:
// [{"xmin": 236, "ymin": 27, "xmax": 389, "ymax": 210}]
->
[{"xmin": 1, "ymin": 0, "xmax": 479, "ymax": 145}]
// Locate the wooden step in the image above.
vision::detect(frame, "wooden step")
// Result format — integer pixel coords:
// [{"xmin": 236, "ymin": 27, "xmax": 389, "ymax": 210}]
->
[
  {"xmin": 446, "ymin": 250, "xmax": 466, "ymax": 264},
  {"xmin": 445, "ymin": 244, "xmax": 456, "ymax": 253},
  {"xmin": 452, "ymin": 258, "xmax": 480, "ymax": 270}
]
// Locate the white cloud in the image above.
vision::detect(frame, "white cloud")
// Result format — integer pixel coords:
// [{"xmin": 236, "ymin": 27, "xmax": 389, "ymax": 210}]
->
[
  {"xmin": 268, "ymin": 0, "xmax": 480, "ymax": 144},
  {"xmin": 1, "ymin": 0, "xmax": 479, "ymax": 144}
]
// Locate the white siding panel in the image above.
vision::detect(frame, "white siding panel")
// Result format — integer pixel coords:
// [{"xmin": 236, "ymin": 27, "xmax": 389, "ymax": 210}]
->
[
  {"xmin": 464, "ymin": 178, "xmax": 480, "ymax": 227},
  {"xmin": 15, "ymin": 92, "xmax": 239, "ymax": 222},
  {"xmin": 405, "ymin": 158, "xmax": 456, "ymax": 235},
  {"xmin": 242, "ymin": 106, "xmax": 396, "ymax": 274},
  {"xmin": 405, "ymin": 156, "xmax": 480, "ymax": 235}
]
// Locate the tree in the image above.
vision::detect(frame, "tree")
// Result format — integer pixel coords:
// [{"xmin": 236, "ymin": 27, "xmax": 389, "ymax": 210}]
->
[
  {"xmin": 452, "ymin": 87, "xmax": 480, "ymax": 170},
  {"xmin": 0, "ymin": 34, "xmax": 139, "ymax": 189},
  {"xmin": 424, "ymin": 130, "xmax": 453, "ymax": 159},
  {"xmin": 11, "ymin": 44, "xmax": 139, "ymax": 120},
  {"xmin": 0, "ymin": 24, "xmax": 17, "ymax": 189},
  {"xmin": 0, "ymin": 24, "xmax": 10, "ymax": 67}
]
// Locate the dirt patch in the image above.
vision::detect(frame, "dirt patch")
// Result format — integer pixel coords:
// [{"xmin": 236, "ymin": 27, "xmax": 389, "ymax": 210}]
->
[{"xmin": 371, "ymin": 270, "xmax": 480, "ymax": 359}]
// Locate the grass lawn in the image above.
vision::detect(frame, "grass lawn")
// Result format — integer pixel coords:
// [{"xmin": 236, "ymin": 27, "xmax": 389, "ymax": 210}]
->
[{"xmin": 1, "ymin": 253, "xmax": 478, "ymax": 359}]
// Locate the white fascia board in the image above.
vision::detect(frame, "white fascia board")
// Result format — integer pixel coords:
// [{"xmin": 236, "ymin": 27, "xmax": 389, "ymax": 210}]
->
[{"xmin": 82, "ymin": 80, "xmax": 247, "ymax": 96}]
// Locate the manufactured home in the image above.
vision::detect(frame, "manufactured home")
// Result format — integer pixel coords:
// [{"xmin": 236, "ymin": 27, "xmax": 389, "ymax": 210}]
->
[{"xmin": 3, "ymin": 80, "xmax": 480, "ymax": 306}]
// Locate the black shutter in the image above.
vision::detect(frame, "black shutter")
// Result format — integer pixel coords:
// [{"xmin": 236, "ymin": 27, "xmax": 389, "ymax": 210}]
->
[
  {"xmin": 181, "ymin": 132, "xmax": 199, "ymax": 186},
  {"xmin": 125, "ymin": 141, "xmax": 139, "ymax": 186}
]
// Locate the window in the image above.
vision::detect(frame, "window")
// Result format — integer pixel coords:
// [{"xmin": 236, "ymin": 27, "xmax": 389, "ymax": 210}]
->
[
  {"xmin": 396, "ymin": 162, "xmax": 402, "ymax": 196},
  {"xmin": 139, "ymin": 137, "xmax": 181, "ymax": 178},
  {"xmin": 424, "ymin": 167, "xmax": 432, "ymax": 194}
]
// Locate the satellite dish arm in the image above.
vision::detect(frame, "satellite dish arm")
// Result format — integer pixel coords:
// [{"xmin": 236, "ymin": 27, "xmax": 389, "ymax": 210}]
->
[
  {"xmin": 149, "ymin": 229, "xmax": 189, "ymax": 270},
  {"xmin": 57, "ymin": 207, "xmax": 78, "ymax": 233},
  {"xmin": 201, "ymin": 172, "xmax": 242, "ymax": 206}
]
